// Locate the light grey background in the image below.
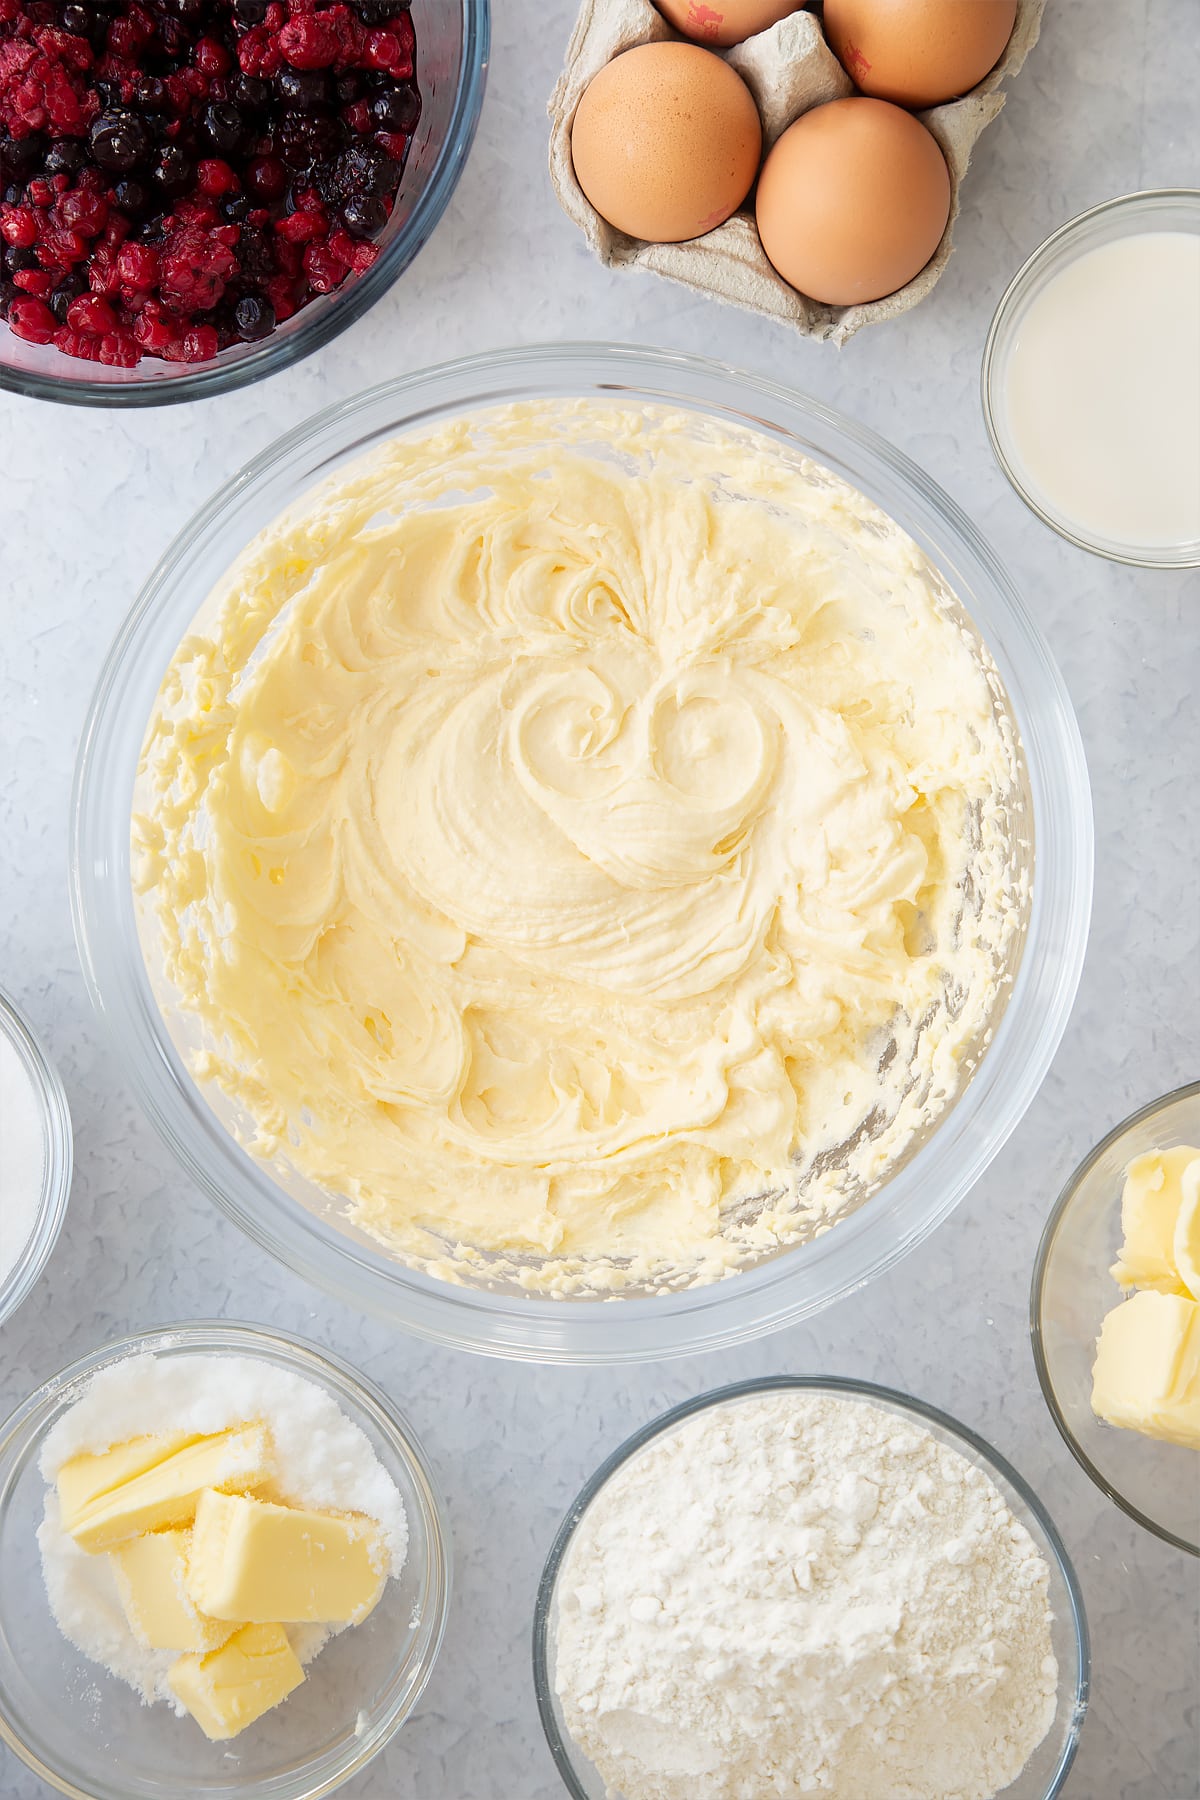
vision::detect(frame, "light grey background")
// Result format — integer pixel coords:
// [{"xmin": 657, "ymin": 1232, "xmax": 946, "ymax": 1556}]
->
[{"xmin": 2, "ymin": 0, "xmax": 1198, "ymax": 1795}]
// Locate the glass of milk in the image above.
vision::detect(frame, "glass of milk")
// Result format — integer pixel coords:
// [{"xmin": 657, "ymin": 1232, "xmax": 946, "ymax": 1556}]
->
[{"xmin": 983, "ymin": 190, "xmax": 1200, "ymax": 568}]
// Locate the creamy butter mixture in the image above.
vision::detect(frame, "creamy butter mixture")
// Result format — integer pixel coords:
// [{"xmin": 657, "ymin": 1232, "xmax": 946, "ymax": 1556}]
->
[{"xmin": 134, "ymin": 401, "xmax": 1025, "ymax": 1291}]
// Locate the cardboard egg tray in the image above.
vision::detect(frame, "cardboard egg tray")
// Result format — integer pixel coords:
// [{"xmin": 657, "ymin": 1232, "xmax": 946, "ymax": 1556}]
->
[{"xmin": 549, "ymin": 0, "xmax": 1045, "ymax": 343}]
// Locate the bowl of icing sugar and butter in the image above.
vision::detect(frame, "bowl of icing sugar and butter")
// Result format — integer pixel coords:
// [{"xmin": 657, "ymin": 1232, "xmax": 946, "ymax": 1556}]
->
[
  {"xmin": 72, "ymin": 344, "xmax": 1093, "ymax": 1363},
  {"xmin": 983, "ymin": 189, "xmax": 1200, "ymax": 568},
  {"xmin": 0, "ymin": 1321, "xmax": 450, "ymax": 1800}
]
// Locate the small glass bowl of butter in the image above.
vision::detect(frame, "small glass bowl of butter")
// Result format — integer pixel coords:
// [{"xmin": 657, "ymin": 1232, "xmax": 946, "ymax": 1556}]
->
[
  {"xmin": 0, "ymin": 1321, "xmax": 451, "ymax": 1800},
  {"xmin": 1032, "ymin": 1082, "xmax": 1200, "ymax": 1554}
]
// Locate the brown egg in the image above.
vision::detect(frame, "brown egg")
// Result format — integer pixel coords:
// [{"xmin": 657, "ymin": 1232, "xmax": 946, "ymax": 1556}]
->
[
  {"xmin": 655, "ymin": 0, "xmax": 805, "ymax": 49},
  {"xmin": 755, "ymin": 97, "xmax": 950, "ymax": 305},
  {"xmin": 823, "ymin": 0, "xmax": 1018, "ymax": 109},
  {"xmin": 570, "ymin": 43, "xmax": 762, "ymax": 243}
]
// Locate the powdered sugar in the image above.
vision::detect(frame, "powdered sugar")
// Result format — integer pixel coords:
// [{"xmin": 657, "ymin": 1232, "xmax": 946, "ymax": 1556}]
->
[
  {"xmin": 553, "ymin": 1390, "xmax": 1058, "ymax": 1800},
  {"xmin": 38, "ymin": 1352, "xmax": 408, "ymax": 1710}
]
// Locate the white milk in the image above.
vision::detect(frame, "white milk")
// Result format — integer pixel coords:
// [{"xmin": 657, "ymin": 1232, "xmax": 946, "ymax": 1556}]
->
[{"xmin": 1001, "ymin": 231, "xmax": 1200, "ymax": 551}]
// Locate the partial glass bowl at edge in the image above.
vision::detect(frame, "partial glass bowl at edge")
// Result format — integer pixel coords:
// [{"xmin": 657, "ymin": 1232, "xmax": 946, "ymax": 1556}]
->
[
  {"xmin": 0, "ymin": 0, "xmax": 489, "ymax": 407},
  {"xmin": 0, "ymin": 986, "xmax": 72, "ymax": 1329},
  {"xmin": 0, "ymin": 1321, "xmax": 451, "ymax": 1800},
  {"xmin": 1032, "ymin": 1082, "xmax": 1200, "ymax": 1555},
  {"xmin": 533, "ymin": 1377, "xmax": 1089, "ymax": 1800},
  {"xmin": 71, "ymin": 342, "xmax": 1095, "ymax": 1363}
]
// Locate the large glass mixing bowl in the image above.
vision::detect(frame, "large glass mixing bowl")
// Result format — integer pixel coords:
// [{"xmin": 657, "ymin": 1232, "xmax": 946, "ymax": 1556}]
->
[{"xmin": 71, "ymin": 344, "xmax": 1094, "ymax": 1361}]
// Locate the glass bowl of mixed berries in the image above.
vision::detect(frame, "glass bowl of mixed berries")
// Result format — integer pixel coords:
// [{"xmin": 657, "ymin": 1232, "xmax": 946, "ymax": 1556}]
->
[{"xmin": 0, "ymin": 0, "xmax": 488, "ymax": 403}]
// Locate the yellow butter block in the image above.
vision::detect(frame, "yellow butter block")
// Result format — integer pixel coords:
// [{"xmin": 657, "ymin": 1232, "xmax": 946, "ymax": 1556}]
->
[
  {"xmin": 57, "ymin": 1432, "xmax": 202, "ymax": 1532},
  {"xmin": 1111, "ymin": 1146, "xmax": 1200, "ymax": 1294},
  {"xmin": 65, "ymin": 1425, "xmax": 274, "ymax": 1553},
  {"xmin": 1091, "ymin": 1289, "xmax": 1200, "ymax": 1449},
  {"xmin": 168, "ymin": 1621, "xmax": 304, "ymax": 1741},
  {"xmin": 186, "ymin": 1488, "xmax": 386, "ymax": 1625},
  {"xmin": 110, "ymin": 1529, "xmax": 236, "ymax": 1653}
]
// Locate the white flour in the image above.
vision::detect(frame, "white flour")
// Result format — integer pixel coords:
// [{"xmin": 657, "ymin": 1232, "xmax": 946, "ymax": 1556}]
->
[
  {"xmin": 38, "ymin": 1352, "xmax": 408, "ymax": 1709},
  {"xmin": 553, "ymin": 1390, "xmax": 1058, "ymax": 1800}
]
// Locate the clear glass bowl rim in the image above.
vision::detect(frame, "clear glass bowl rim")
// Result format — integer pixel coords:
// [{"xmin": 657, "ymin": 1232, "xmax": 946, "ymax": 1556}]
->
[
  {"xmin": 0, "ymin": 1318, "xmax": 453, "ymax": 1800},
  {"xmin": 0, "ymin": 986, "xmax": 72, "ymax": 1329},
  {"xmin": 0, "ymin": 0, "xmax": 490, "ymax": 409},
  {"xmin": 980, "ymin": 188, "xmax": 1200, "ymax": 569},
  {"xmin": 70, "ymin": 340, "xmax": 1095, "ymax": 1364},
  {"xmin": 1029, "ymin": 1078, "xmax": 1200, "ymax": 1556},
  {"xmin": 532, "ymin": 1373, "xmax": 1091, "ymax": 1800}
]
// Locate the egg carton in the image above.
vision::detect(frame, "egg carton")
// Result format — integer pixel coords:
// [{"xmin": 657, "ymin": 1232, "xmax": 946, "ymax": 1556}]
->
[{"xmin": 548, "ymin": 0, "xmax": 1045, "ymax": 343}]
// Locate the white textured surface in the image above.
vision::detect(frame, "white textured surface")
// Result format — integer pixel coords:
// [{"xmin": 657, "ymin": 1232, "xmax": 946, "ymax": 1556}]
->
[{"xmin": 0, "ymin": 1, "xmax": 1197, "ymax": 1795}]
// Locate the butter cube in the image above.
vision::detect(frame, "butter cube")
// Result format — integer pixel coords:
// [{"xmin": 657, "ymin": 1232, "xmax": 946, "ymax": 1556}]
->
[
  {"xmin": 64, "ymin": 1425, "xmax": 273, "ymax": 1553},
  {"xmin": 168, "ymin": 1621, "xmax": 304, "ymax": 1741},
  {"xmin": 57, "ymin": 1433, "xmax": 202, "ymax": 1531},
  {"xmin": 186, "ymin": 1488, "xmax": 386, "ymax": 1625},
  {"xmin": 110, "ymin": 1529, "xmax": 235, "ymax": 1653},
  {"xmin": 1091, "ymin": 1289, "xmax": 1200, "ymax": 1448},
  {"xmin": 1111, "ymin": 1147, "xmax": 1200, "ymax": 1294}
]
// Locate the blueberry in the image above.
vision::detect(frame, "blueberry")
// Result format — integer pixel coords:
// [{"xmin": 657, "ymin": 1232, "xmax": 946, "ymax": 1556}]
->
[
  {"xmin": 202, "ymin": 101, "xmax": 248, "ymax": 156},
  {"xmin": 221, "ymin": 191, "xmax": 253, "ymax": 222},
  {"xmin": 233, "ymin": 293, "xmax": 276, "ymax": 340},
  {"xmin": 232, "ymin": 0, "xmax": 269, "ymax": 21},
  {"xmin": 133, "ymin": 76, "xmax": 169, "ymax": 114},
  {"xmin": 90, "ymin": 111, "xmax": 152, "ymax": 172},
  {"xmin": 369, "ymin": 82, "xmax": 420, "ymax": 133},
  {"xmin": 2, "ymin": 244, "xmax": 37, "ymax": 275},
  {"xmin": 113, "ymin": 177, "xmax": 151, "ymax": 217},
  {"xmin": 49, "ymin": 274, "xmax": 87, "ymax": 323},
  {"xmin": 340, "ymin": 193, "xmax": 386, "ymax": 236}
]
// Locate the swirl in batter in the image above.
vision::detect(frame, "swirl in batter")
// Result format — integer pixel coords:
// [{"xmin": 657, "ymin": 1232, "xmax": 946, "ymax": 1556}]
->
[{"xmin": 134, "ymin": 402, "xmax": 1025, "ymax": 1291}]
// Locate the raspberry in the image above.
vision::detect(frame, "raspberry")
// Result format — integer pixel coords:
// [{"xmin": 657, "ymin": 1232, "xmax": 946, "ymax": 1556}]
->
[
  {"xmin": 160, "ymin": 224, "xmax": 237, "ymax": 310},
  {"xmin": 274, "ymin": 201, "xmax": 326, "ymax": 243},
  {"xmin": 7, "ymin": 292, "xmax": 54, "ymax": 340}
]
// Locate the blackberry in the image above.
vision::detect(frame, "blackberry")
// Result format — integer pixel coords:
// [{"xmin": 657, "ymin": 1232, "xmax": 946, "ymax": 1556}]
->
[
  {"xmin": 43, "ymin": 139, "xmax": 87, "ymax": 177},
  {"xmin": 150, "ymin": 144, "xmax": 194, "ymax": 195},
  {"xmin": 277, "ymin": 70, "xmax": 333, "ymax": 113}
]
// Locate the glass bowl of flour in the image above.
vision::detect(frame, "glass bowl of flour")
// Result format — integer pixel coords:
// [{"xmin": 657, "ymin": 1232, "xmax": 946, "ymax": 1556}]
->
[
  {"xmin": 0, "ymin": 1321, "xmax": 451, "ymax": 1800},
  {"xmin": 534, "ymin": 1377, "xmax": 1089, "ymax": 1800},
  {"xmin": 71, "ymin": 342, "xmax": 1094, "ymax": 1362},
  {"xmin": 0, "ymin": 986, "xmax": 72, "ymax": 1330}
]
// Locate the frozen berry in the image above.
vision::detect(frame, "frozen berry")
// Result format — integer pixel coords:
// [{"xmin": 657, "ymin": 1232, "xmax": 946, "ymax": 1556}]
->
[
  {"xmin": 89, "ymin": 110, "xmax": 151, "ymax": 172},
  {"xmin": 233, "ymin": 290, "xmax": 274, "ymax": 338},
  {"xmin": 340, "ymin": 192, "xmax": 384, "ymax": 236},
  {"xmin": 369, "ymin": 81, "xmax": 419, "ymax": 133}
]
